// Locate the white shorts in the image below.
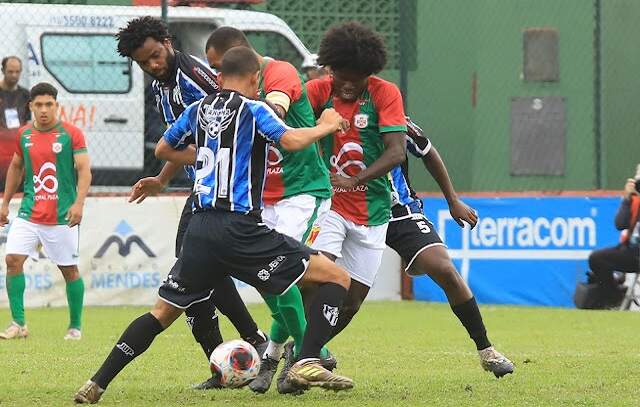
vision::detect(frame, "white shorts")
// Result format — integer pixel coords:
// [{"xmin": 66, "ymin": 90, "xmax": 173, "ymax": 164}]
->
[
  {"xmin": 5, "ymin": 217, "xmax": 79, "ymax": 266},
  {"xmin": 312, "ymin": 210, "xmax": 388, "ymax": 287},
  {"xmin": 262, "ymin": 195, "xmax": 331, "ymax": 246}
]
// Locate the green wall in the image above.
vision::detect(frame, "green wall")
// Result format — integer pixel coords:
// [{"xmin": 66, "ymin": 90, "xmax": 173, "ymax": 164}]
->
[
  {"xmin": 601, "ymin": 0, "xmax": 640, "ymax": 189},
  {"xmin": 406, "ymin": 0, "xmax": 595, "ymax": 192}
]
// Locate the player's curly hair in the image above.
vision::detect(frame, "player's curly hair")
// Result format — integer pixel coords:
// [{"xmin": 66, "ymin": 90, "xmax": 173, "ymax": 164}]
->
[
  {"xmin": 317, "ymin": 21, "xmax": 387, "ymax": 76},
  {"xmin": 116, "ymin": 16, "xmax": 171, "ymax": 57}
]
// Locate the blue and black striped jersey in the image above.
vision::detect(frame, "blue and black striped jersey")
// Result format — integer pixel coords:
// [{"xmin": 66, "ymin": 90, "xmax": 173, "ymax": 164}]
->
[
  {"xmin": 164, "ymin": 90, "xmax": 291, "ymax": 214},
  {"xmin": 150, "ymin": 50, "xmax": 219, "ymax": 180},
  {"xmin": 389, "ymin": 117, "xmax": 432, "ymax": 219}
]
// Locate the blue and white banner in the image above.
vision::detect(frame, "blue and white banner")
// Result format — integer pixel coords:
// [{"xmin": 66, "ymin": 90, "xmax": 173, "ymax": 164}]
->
[{"xmin": 414, "ymin": 196, "xmax": 623, "ymax": 307}]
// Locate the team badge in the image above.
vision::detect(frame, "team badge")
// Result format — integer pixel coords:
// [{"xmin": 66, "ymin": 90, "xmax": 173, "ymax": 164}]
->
[
  {"xmin": 354, "ymin": 113, "xmax": 369, "ymax": 129},
  {"xmin": 52, "ymin": 142, "xmax": 62, "ymax": 153}
]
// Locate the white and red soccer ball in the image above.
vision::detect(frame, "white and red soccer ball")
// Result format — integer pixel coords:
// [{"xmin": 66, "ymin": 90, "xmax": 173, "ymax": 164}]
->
[{"xmin": 209, "ymin": 339, "xmax": 261, "ymax": 388}]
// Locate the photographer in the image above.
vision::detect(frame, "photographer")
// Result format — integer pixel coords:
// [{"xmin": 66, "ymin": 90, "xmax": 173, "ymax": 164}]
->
[{"xmin": 587, "ymin": 176, "xmax": 640, "ymax": 304}]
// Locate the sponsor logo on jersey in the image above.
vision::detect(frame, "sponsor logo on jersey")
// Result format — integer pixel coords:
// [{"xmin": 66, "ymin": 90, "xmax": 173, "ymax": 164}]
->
[
  {"xmin": 354, "ymin": 113, "xmax": 369, "ymax": 129},
  {"xmin": 94, "ymin": 220, "xmax": 156, "ymax": 258},
  {"xmin": 33, "ymin": 162, "xmax": 58, "ymax": 194},
  {"xmin": 322, "ymin": 304, "xmax": 339, "ymax": 326},
  {"xmin": 329, "ymin": 142, "xmax": 367, "ymax": 178},
  {"xmin": 52, "ymin": 142, "xmax": 62, "ymax": 154},
  {"xmin": 267, "ymin": 145, "xmax": 284, "ymax": 170},
  {"xmin": 193, "ymin": 66, "xmax": 219, "ymax": 90}
]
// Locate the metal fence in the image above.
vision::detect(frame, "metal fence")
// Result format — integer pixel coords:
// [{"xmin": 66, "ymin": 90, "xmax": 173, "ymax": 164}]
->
[{"xmin": 0, "ymin": 1, "xmax": 638, "ymax": 194}]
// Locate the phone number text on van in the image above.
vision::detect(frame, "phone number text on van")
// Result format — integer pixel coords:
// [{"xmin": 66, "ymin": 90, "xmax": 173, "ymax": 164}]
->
[{"xmin": 49, "ymin": 15, "xmax": 114, "ymax": 28}]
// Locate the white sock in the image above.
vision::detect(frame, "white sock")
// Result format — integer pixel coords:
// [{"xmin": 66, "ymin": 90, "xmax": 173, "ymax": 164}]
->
[{"xmin": 264, "ymin": 340, "xmax": 285, "ymax": 360}]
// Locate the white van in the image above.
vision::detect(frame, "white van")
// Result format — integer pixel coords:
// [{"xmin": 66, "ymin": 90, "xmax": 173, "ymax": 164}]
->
[{"xmin": 0, "ymin": 3, "xmax": 311, "ymax": 185}]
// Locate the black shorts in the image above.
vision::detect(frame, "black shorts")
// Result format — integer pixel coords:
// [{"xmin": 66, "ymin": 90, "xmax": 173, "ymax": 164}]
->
[
  {"xmin": 175, "ymin": 194, "xmax": 194, "ymax": 257},
  {"xmin": 386, "ymin": 208, "xmax": 444, "ymax": 273},
  {"xmin": 159, "ymin": 210, "xmax": 315, "ymax": 308}
]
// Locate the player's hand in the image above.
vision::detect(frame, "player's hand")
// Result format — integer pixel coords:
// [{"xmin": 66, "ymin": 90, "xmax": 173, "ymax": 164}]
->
[
  {"xmin": 129, "ymin": 177, "xmax": 166, "ymax": 204},
  {"xmin": 0, "ymin": 206, "xmax": 9, "ymax": 226},
  {"xmin": 330, "ymin": 173, "xmax": 359, "ymax": 190},
  {"xmin": 318, "ymin": 108, "xmax": 349, "ymax": 133},
  {"xmin": 449, "ymin": 199, "xmax": 478, "ymax": 229},
  {"xmin": 624, "ymin": 178, "xmax": 637, "ymax": 199},
  {"xmin": 66, "ymin": 202, "xmax": 83, "ymax": 227}
]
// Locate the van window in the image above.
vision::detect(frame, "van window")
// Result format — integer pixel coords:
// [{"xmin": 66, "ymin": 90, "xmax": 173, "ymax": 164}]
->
[
  {"xmin": 41, "ymin": 34, "xmax": 131, "ymax": 94},
  {"xmin": 244, "ymin": 31, "xmax": 303, "ymax": 69}
]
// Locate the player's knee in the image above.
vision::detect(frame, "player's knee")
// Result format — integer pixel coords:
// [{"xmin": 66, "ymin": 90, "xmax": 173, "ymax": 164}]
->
[
  {"xmin": 329, "ymin": 264, "xmax": 351, "ymax": 290},
  {"xmin": 151, "ymin": 300, "xmax": 183, "ymax": 328},
  {"xmin": 59, "ymin": 265, "xmax": 80, "ymax": 282},
  {"xmin": 428, "ymin": 260, "xmax": 463, "ymax": 290},
  {"xmin": 5, "ymin": 254, "xmax": 26, "ymax": 274},
  {"xmin": 588, "ymin": 250, "xmax": 605, "ymax": 270}
]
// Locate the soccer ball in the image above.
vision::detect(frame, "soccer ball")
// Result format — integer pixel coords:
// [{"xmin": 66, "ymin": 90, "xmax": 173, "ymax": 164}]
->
[{"xmin": 209, "ymin": 339, "xmax": 261, "ymax": 388}]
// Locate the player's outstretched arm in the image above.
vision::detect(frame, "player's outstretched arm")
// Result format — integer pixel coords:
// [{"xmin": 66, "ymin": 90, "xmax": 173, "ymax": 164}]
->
[
  {"xmin": 1, "ymin": 153, "xmax": 25, "ymax": 226},
  {"xmin": 279, "ymin": 108, "xmax": 347, "ymax": 152},
  {"xmin": 128, "ymin": 162, "xmax": 183, "ymax": 204},
  {"xmin": 422, "ymin": 146, "xmax": 477, "ymax": 229},
  {"xmin": 155, "ymin": 138, "xmax": 196, "ymax": 166}
]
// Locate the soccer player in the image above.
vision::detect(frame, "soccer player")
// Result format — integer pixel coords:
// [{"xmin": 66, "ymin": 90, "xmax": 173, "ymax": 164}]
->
[
  {"xmin": 304, "ymin": 21, "xmax": 406, "ymax": 345},
  {"xmin": 0, "ymin": 82, "xmax": 91, "ymax": 340},
  {"xmin": 387, "ymin": 118, "xmax": 514, "ymax": 377},
  {"xmin": 114, "ymin": 17, "xmax": 267, "ymax": 389},
  {"xmin": 205, "ymin": 27, "xmax": 335, "ymax": 394},
  {"xmin": 74, "ymin": 46, "xmax": 353, "ymax": 404}
]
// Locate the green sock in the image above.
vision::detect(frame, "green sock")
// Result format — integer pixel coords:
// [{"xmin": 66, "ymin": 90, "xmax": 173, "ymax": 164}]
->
[
  {"xmin": 65, "ymin": 278, "xmax": 84, "ymax": 330},
  {"xmin": 277, "ymin": 285, "xmax": 308, "ymax": 354},
  {"xmin": 6, "ymin": 274, "xmax": 26, "ymax": 326},
  {"xmin": 263, "ymin": 293, "xmax": 290, "ymax": 344}
]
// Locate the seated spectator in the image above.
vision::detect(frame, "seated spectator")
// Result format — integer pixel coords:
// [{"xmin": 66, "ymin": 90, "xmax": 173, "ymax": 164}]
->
[{"xmin": 588, "ymin": 174, "xmax": 640, "ymax": 304}]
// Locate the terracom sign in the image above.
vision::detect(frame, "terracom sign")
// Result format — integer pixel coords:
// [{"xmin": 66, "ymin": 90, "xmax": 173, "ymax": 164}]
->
[{"xmin": 415, "ymin": 196, "xmax": 622, "ymax": 307}]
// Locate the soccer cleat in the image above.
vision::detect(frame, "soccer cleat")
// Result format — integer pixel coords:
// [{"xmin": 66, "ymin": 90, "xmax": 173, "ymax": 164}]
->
[
  {"xmin": 0, "ymin": 321, "xmax": 28, "ymax": 339},
  {"xmin": 276, "ymin": 341, "xmax": 303, "ymax": 395},
  {"xmin": 320, "ymin": 350, "xmax": 338, "ymax": 372},
  {"xmin": 478, "ymin": 346, "xmax": 515, "ymax": 378},
  {"xmin": 192, "ymin": 376, "xmax": 223, "ymax": 390},
  {"xmin": 73, "ymin": 380, "xmax": 104, "ymax": 404},
  {"xmin": 248, "ymin": 356, "xmax": 279, "ymax": 393},
  {"xmin": 286, "ymin": 358, "xmax": 354, "ymax": 391},
  {"xmin": 64, "ymin": 328, "xmax": 82, "ymax": 341}
]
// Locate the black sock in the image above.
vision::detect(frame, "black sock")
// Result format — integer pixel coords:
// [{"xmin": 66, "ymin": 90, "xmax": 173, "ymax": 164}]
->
[
  {"xmin": 91, "ymin": 313, "xmax": 164, "ymax": 389},
  {"xmin": 212, "ymin": 276, "xmax": 261, "ymax": 340},
  {"xmin": 298, "ymin": 282, "xmax": 346, "ymax": 360},
  {"xmin": 185, "ymin": 298, "xmax": 223, "ymax": 360},
  {"xmin": 451, "ymin": 297, "xmax": 491, "ymax": 350}
]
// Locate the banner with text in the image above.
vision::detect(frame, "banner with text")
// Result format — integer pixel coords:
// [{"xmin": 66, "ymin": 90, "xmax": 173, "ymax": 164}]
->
[
  {"xmin": 0, "ymin": 196, "xmax": 400, "ymax": 308},
  {"xmin": 414, "ymin": 196, "xmax": 623, "ymax": 307}
]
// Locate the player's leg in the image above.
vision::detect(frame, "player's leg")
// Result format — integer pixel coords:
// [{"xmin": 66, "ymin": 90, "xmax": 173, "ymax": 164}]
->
[
  {"xmin": 74, "ymin": 247, "xmax": 211, "ymax": 403},
  {"xmin": 41, "ymin": 223, "xmax": 84, "ymax": 340},
  {"xmin": 388, "ymin": 215, "xmax": 514, "ymax": 377},
  {"xmin": 325, "ymin": 220, "xmax": 388, "ymax": 340},
  {"xmin": 74, "ymin": 298, "xmax": 183, "ymax": 404},
  {"xmin": 285, "ymin": 252, "xmax": 353, "ymax": 390},
  {"xmin": 178, "ymin": 196, "xmax": 266, "ymax": 356},
  {"xmin": 1, "ymin": 218, "xmax": 39, "ymax": 339},
  {"xmin": 210, "ymin": 210, "xmax": 353, "ymax": 391},
  {"xmin": 254, "ymin": 196, "xmax": 333, "ymax": 394}
]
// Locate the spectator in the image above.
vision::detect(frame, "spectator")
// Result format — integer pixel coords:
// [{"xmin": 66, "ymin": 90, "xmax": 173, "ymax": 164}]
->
[
  {"xmin": 588, "ymin": 173, "xmax": 640, "ymax": 304},
  {"xmin": 0, "ymin": 56, "xmax": 30, "ymax": 129}
]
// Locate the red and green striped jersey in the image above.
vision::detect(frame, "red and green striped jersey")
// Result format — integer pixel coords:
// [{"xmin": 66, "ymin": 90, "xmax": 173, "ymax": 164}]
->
[
  {"xmin": 306, "ymin": 76, "xmax": 407, "ymax": 226},
  {"xmin": 259, "ymin": 58, "xmax": 331, "ymax": 205},
  {"xmin": 15, "ymin": 121, "xmax": 87, "ymax": 225}
]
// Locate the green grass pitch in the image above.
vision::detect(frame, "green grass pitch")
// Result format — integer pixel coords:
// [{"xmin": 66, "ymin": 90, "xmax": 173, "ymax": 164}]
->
[{"xmin": 1, "ymin": 301, "xmax": 639, "ymax": 406}]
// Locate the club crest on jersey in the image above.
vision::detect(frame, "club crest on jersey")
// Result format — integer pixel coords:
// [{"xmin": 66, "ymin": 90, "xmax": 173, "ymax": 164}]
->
[
  {"xmin": 52, "ymin": 142, "xmax": 62, "ymax": 154},
  {"xmin": 354, "ymin": 113, "xmax": 369, "ymax": 129}
]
